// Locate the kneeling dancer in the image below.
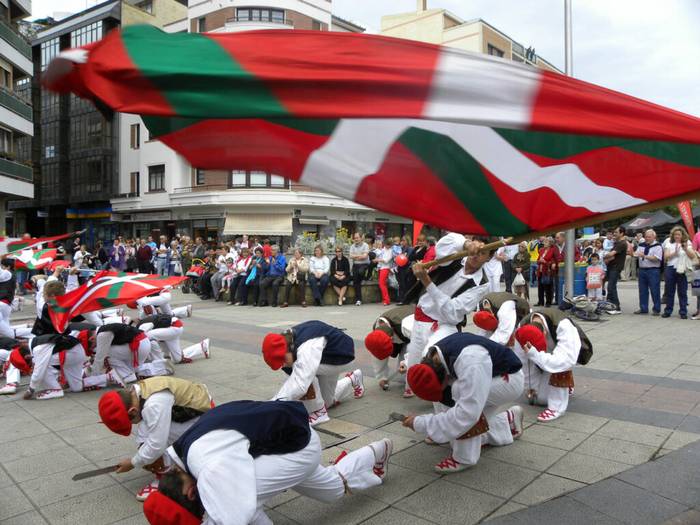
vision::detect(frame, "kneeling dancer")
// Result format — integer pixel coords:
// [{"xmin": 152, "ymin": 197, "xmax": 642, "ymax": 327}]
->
[
  {"xmin": 0, "ymin": 336, "xmax": 29, "ymax": 395},
  {"xmin": 98, "ymin": 376, "xmax": 214, "ymax": 501},
  {"xmin": 472, "ymin": 292, "xmax": 531, "ymax": 345},
  {"xmin": 262, "ymin": 320, "xmax": 364, "ymax": 426},
  {"xmin": 364, "ymin": 304, "xmax": 414, "ymax": 391},
  {"xmin": 137, "ymin": 315, "xmax": 210, "ymax": 364},
  {"xmin": 405, "ymin": 332, "xmax": 524, "ymax": 473},
  {"xmin": 143, "ymin": 400, "xmax": 392, "ymax": 525}
]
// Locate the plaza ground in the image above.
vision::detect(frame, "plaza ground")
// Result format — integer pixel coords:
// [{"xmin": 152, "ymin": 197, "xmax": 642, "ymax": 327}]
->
[{"xmin": 1, "ymin": 281, "xmax": 700, "ymax": 524}]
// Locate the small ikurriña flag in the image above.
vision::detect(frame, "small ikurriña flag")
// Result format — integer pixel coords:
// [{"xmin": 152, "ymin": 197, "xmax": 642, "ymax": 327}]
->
[
  {"xmin": 12, "ymin": 249, "xmax": 58, "ymax": 270},
  {"xmin": 48, "ymin": 271, "xmax": 186, "ymax": 332},
  {"xmin": 0, "ymin": 231, "xmax": 83, "ymax": 256}
]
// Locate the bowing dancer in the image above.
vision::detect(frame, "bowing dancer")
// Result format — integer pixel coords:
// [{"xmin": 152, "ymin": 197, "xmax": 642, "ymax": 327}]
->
[
  {"xmin": 364, "ymin": 304, "xmax": 414, "ymax": 391},
  {"xmin": 134, "ymin": 287, "xmax": 192, "ymax": 320},
  {"xmin": 403, "ymin": 233, "xmax": 491, "ymax": 397},
  {"xmin": 142, "ymin": 400, "xmax": 393, "ymax": 525},
  {"xmin": 0, "ymin": 336, "xmax": 29, "ymax": 395},
  {"xmin": 262, "ymin": 320, "xmax": 365, "ymax": 426},
  {"xmin": 98, "ymin": 376, "xmax": 214, "ymax": 501},
  {"xmin": 137, "ymin": 314, "xmax": 210, "ymax": 364},
  {"xmin": 21, "ymin": 329, "xmax": 125, "ymax": 400},
  {"xmin": 405, "ymin": 332, "xmax": 524, "ymax": 473},
  {"xmin": 472, "ymin": 292, "xmax": 531, "ymax": 345},
  {"xmin": 514, "ymin": 308, "xmax": 591, "ymax": 422},
  {"xmin": 0, "ymin": 258, "xmax": 18, "ymax": 339}
]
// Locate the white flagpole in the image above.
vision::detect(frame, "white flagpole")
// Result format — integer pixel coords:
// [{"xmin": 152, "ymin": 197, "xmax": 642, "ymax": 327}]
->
[{"xmin": 564, "ymin": 0, "xmax": 576, "ymax": 299}]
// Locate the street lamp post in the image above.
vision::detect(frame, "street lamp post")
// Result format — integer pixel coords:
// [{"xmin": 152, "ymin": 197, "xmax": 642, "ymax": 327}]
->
[{"xmin": 564, "ymin": 0, "xmax": 575, "ymax": 299}]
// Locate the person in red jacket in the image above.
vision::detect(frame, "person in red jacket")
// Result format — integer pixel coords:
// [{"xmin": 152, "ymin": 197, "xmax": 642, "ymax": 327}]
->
[{"xmin": 536, "ymin": 237, "xmax": 558, "ymax": 307}]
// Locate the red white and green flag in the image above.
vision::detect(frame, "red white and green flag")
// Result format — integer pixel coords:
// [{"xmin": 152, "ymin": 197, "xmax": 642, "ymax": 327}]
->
[
  {"xmin": 44, "ymin": 26, "xmax": 700, "ymax": 236},
  {"xmin": 0, "ymin": 231, "xmax": 83, "ymax": 256},
  {"xmin": 12, "ymin": 249, "xmax": 58, "ymax": 270},
  {"xmin": 48, "ymin": 270, "xmax": 186, "ymax": 332}
]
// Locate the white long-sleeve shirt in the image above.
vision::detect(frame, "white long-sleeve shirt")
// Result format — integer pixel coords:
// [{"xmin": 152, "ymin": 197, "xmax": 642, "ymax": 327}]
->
[
  {"xmin": 523, "ymin": 313, "xmax": 580, "ymax": 373},
  {"xmin": 309, "ymin": 256, "xmax": 330, "ymax": 275},
  {"xmin": 419, "ymin": 267, "xmax": 489, "ymax": 325},
  {"xmin": 413, "ymin": 345, "xmax": 492, "ymax": 442},
  {"xmin": 475, "ymin": 301, "xmax": 517, "ymax": 346},
  {"xmin": 0, "ymin": 268, "xmax": 11, "ymax": 284},
  {"xmin": 272, "ymin": 337, "xmax": 326, "ymax": 401}
]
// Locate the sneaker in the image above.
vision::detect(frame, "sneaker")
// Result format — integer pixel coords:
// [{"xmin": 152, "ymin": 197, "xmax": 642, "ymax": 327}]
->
[
  {"xmin": 633, "ymin": 310, "xmax": 647, "ymax": 315},
  {"xmin": 201, "ymin": 338, "xmax": 211, "ymax": 359},
  {"xmin": 434, "ymin": 456, "xmax": 469, "ymax": 474},
  {"xmin": 370, "ymin": 438, "xmax": 393, "ymax": 480},
  {"xmin": 186, "ymin": 304, "xmax": 193, "ymax": 317},
  {"xmin": 680, "ymin": 314, "xmax": 688, "ymax": 320},
  {"xmin": 378, "ymin": 378, "xmax": 389, "ymax": 391},
  {"xmin": 136, "ymin": 479, "xmax": 159, "ymax": 502},
  {"xmin": 424, "ymin": 437, "xmax": 447, "ymax": 445},
  {"xmin": 308, "ymin": 406, "xmax": 330, "ymax": 426},
  {"xmin": 179, "ymin": 357, "xmax": 194, "ymax": 364},
  {"xmin": 0, "ymin": 383, "xmax": 18, "ymax": 395},
  {"xmin": 402, "ymin": 387, "xmax": 415, "ymax": 398},
  {"xmin": 661, "ymin": 312, "xmax": 671, "ymax": 318},
  {"xmin": 347, "ymin": 369, "xmax": 365, "ymax": 399},
  {"xmin": 108, "ymin": 369, "xmax": 126, "ymax": 388},
  {"xmin": 507, "ymin": 405, "xmax": 524, "ymax": 439},
  {"xmin": 36, "ymin": 388, "xmax": 65, "ymax": 400},
  {"xmin": 537, "ymin": 408, "xmax": 561, "ymax": 422},
  {"xmin": 355, "ymin": 300, "xmax": 362, "ymax": 306},
  {"xmin": 280, "ymin": 303, "xmax": 288, "ymax": 308},
  {"xmin": 692, "ymin": 314, "xmax": 700, "ymax": 321}
]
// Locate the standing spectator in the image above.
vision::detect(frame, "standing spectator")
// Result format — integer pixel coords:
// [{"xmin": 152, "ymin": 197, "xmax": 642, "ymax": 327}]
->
[
  {"xmin": 308, "ymin": 245, "xmax": 330, "ymax": 306},
  {"xmin": 330, "ymin": 247, "xmax": 350, "ymax": 306},
  {"xmin": 423, "ymin": 236, "xmax": 437, "ymax": 263},
  {"xmin": 262, "ymin": 238, "xmax": 272, "ymax": 258},
  {"xmin": 634, "ymin": 229, "xmax": 663, "ymax": 315},
  {"xmin": 376, "ymin": 238, "xmax": 394, "ymax": 306},
  {"xmin": 502, "ymin": 242, "xmax": 519, "ymax": 293},
  {"xmin": 483, "ymin": 246, "xmax": 504, "ymax": 293},
  {"xmin": 536, "ymin": 237, "xmax": 557, "ymax": 307},
  {"xmin": 581, "ymin": 240, "xmax": 594, "ymax": 261},
  {"xmin": 228, "ymin": 247, "xmax": 252, "ymax": 305},
  {"xmin": 239, "ymin": 247, "xmax": 266, "ymax": 306},
  {"xmin": 211, "ymin": 247, "xmax": 229, "ymax": 301},
  {"xmin": 511, "ymin": 241, "xmax": 531, "ymax": 301},
  {"xmin": 396, "ymin": 235, "xmax": 412, "ymax": 303},
  {"xmin": 109, "ymin": 239, "xmax": 126, "ymax": 271},
  {"xmin": 70, "ymin": 237, "xmax": 81, "ymax": 257},
  {"xmin": 527, "ymin": 237, "xmax": 542, "ymax": 287},
  {"xmin": 169, "ymin": 240, "xmax": 182, "ymax": 276},
  {"xmin": 124, "ymin": 239, "xmax": 137, "ymax": 272},
  {"xmin": 349, "ymin": 232, "xmax": 370, "ymax": 306},
  {"xmin": 154, "ymin": 235, "xmax": 169, "ymax": 276},
  {"xmin": 281, "ymin": 249, "xmax": 308, "ymax": 308},
  {"xmin": 95, "ymin": 241, "xmax": 109, "ymax": 270},
  {"xmin": 692, "ymin": 225, "xmax": 700, "ymax": 319},
  {"xmin": 593, "ymin": 237, "xmax": 608, "ymax": 296},
  {"xmin": 364, "ymin": 234, "xmax": 377, "ymax": 281},
  {"xmin": 621, "ymin": 235, "xmax": 636, "ymax": 281},
  {"xmin": 603, "ymin": 226, "xmax": 628, "ymax": 313},
  {"xmin": 553, "ymin": 231, "xmax": 580, "ymax": 304},
  {"xmin": 136, "ymin": 238, "xmax": 153, "ymax": 274},
  {"xmin": 259, "ymin": 245, "xmax": 286, "ymax": 307},
  {"xmin": 585, "ymin": 253, "xmax": 605, "ymax": 300},
  {"xmin": 181, "ymin": 239, "xmax": 193, "ymax": 293},
  {"xmin": 662, "ymin": 226, "xmax": 697, "ymax": 319},
  {"xmin": 73, "ymin": 244, "xmax": 91, "ymax": 269},
  {"xmin": 192, "ymin": 236, "xmax": 206, "ymax": 262}
]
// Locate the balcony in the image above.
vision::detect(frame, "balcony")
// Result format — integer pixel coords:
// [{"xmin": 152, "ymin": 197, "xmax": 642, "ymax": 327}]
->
[
  {"xmin": 0, "ymin": 156, "xmax": 32, "ymax": 182},
  {"xmin": 0, "ymin": 20, "xmax": 31, "ymax": 61},
  {"xmin": 218, "ymin": 15, "xmax": 293, "ymax": 33},
  {"xmin": 0, "ymin": 86, "xmax": 32, "ymax": 121}
]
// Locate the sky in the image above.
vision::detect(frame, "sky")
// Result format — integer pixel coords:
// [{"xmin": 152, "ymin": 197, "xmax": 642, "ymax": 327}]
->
[{"xmin": 32, "ymin": 0, "xmax": 700, "ymax": 117}]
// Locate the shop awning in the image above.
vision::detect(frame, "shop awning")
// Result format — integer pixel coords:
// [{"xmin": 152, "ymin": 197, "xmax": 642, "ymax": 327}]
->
[
  {"xmin": 223, "ymin": 213, "xmax": 293, "ymax": 236},
  {"xmin": 298, "ymin": 216, "xmax": 330, "ymax": 226}
]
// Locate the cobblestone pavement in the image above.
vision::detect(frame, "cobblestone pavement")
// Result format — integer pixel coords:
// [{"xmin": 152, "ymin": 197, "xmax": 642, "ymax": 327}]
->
[{"xmin": 1, "ymin": 281, "xmax": 699, "ymax": 524}]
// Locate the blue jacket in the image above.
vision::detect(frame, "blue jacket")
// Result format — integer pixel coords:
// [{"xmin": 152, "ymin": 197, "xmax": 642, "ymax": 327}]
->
[{"xmin": 268, "ymin": 255, "xmax": 287, "ymax": 277}]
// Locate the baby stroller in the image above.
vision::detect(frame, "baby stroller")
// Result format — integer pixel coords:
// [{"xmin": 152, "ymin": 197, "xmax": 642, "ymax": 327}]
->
[{"xmin": 185, "ymin": 258, "xmax": 207, "ymax": 296}]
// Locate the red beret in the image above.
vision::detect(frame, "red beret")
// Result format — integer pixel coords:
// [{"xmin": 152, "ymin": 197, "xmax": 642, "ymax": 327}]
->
[
  {"xmin": 262, "ymin": 333, "xmax": 288, "ymax": 370},
  {"xmin": 407, "ymin": 364, "xmax": 443, "ymax": 402},
  {"xmin": 98, "ymin": 391, "xmax": 132, "ymax": 436},
  {"xmin": 364, "ymin": 330, "xmax": 393, "ymax": 360},
  {"xmin": 473, "ymin": 311, "xmax": 498, "ymax": 332},
  {"xmin": 9, "ymin": 347, "xmax": 31, "ymax": 375},
  {"xmin": 144, "ymin": 492, "xmax": 201, "ymax": 525},
  {"xmin": 515, "ymin": 324, "xmax": 547, "ymax": 352}
]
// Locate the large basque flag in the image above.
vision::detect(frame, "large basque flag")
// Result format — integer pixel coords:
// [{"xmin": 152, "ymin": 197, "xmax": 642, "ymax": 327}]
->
[
  {"xmin": 12, "ymin": 249, "xmax": 58, "ymax": 270},
  {"xmin": 0, "ymin": 231, "xmax": 82, "ymax": 256},
  {"xmin": 45, "ymin": 26, "xmax": 700, "ymax": 236}
]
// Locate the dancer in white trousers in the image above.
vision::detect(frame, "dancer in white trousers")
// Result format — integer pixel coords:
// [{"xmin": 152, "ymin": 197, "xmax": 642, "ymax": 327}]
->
[
  {"xmin": 405, "ymin": 332, "xmax": 524, "ymax": 473},
  {"xmin": 472, "ymin": 292, "xmax": 531, "ymax": 346},
  {"xmin": 142, "ymin": 400, "xmax": 392, "ymax": 525},
  {"xmin": 0, "ymin": 336, "xmax": 29, "ymax": 395},
  {"xmin": 0, "ymin": 260, "xmax": 18, "ymax": 339},
  {"xmin": 134, "ymin": 289, "xmax": 192, "ymax": 319},
  {"xmin": 364, "ymin": 304, "xmax": 414, "ymax": 391},
  {"xmin": 137, "ymin": 315, "xmax": 210, "ymax": 364}
]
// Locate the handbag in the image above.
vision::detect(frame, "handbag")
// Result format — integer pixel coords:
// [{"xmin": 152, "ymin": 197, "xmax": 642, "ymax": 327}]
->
[{"xmin": 513, "ymin": 273, "xmax": 526, "ymax": 287}]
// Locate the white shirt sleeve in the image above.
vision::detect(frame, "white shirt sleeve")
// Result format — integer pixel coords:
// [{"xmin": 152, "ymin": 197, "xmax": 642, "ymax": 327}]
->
[
  {"xmin": 29, "ymin": 344, "xmax": 53, "ymax": 390},
  {"xmin": 526, "ymin": 319, "xmax": 581, "ymax": 373},
  {"xmin": 490, "ymin": 301, "xmax": 516, "ymax": 345},
  {"xmin": 0, "ymin": 269, "xmax": 11, "ymax": 282},
  {"xmin": 132, "ymin": 392, "xmax": 175, "ymax": 468},
  {"xmin": 92, "ymin": 331, "xmax": 115, "ymax": 374},
  {"xmin": 413, "ymin": 346, "xmax": 492, "ymax": 442},
  {"xmin": 424, "ymin": 282, "xmax": 489, "ymax": 325},
  {"xmin": 272, "ymin": 337, "xmax": 325, "ymax": 401},
  {"xmin": 66, "ymin": 274, "xmax": 80, "ymax": 292}
]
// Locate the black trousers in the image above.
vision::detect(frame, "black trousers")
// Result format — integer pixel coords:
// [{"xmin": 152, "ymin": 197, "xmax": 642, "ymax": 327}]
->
[
  {"xmin": 259, "ymin": 276, "xmax": 284, "ymax": 305},
  {"xmin": 352, "ymin": 264, "xmax": 368, "ymax": 302}
]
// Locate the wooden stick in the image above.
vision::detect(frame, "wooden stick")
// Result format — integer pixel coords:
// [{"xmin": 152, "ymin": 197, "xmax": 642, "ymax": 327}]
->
[{"xmin": 422, "ymin": 237, "xmax": 514, "ymax": 269}]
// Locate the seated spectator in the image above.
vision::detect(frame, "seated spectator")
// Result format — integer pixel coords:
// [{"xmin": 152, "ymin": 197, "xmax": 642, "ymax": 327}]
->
[
  {"xmin": 211, "ymin": 247, "xmax": 229, "ymax": 302},
  {"xmin": 239, "ymin": 247, "xmax": 266, "ymax": 306},
  {"xmin": 259, "ymin": 245, "xmax": 286, "ymax": 307},
  {"xmin": 281, "ymin": 249, "xmax": 309, "ymax": 308},
  {"xmin": 308, "ymin": 245, "xmax": 330, "ymax": 306},
  {"xmin": 330, "ymin": 247, "xmax": 350, "ymax": 306},
  {"xmin": 228, "ymin": 247, "xmax": 252, "ymax": 305}
]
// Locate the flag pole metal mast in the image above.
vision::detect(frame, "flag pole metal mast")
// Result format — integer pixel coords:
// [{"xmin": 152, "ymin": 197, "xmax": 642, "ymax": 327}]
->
[{"xmin": 564, "ymin": 0, "xmax": 576, "ymax": 298}]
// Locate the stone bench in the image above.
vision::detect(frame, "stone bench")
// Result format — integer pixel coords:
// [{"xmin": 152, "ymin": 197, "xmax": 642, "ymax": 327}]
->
[{"xmin": 225, "ymin": 280, "xmax": 392, "ymax": 305}]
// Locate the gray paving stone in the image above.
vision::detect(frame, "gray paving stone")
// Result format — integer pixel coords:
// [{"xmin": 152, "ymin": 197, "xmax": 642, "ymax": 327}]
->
[
  {"xmin": 264, "ymin": 489, "xmax": 301, "ymax": 509},
  {"xmin": 364, "ymin": 464, "xmax": 438, "ymax": 505},
  {"xmin": 595, "ymin": 420, "xmax": 673, "ymax": 448},
  {"xmin": 569, "ymin": 478, "xmax": 688, "ymax": 525},
  {"xmin": 40, "ymin": 485, "xmax": 144, "ymax": 525},
  {"xmin": 541, "ymin": 412, "xmax": 609, "ymax": 434},
  {"xmin": 0, "ymin": 510, "xmax": 49, "ymax": 525},
  {"xmin": 0, "ymin": 464, "xmax": 14, "ymax": 488},
  {"xmin": 484, "ymin": 502, "xmax": 528, "ymax": 521},
  {"xmin": 42, "ymin": 407, "xmax": 106, "ymax": 432},
  {"xmin": 482, "ymin": 440, "xmax": 567, "ymax": 471},
  {"xmin": 338, "ymin": 429, "xmax": 419, "ymax": 454},
  {"xmin": 660, "ymin": 509, "xmax": 700, "ymax": 525},
  {"xmin": 520, "ymin": 423, "xmax": 590, "ymax": 451},
  {"xmin": 56, "ymin": 422, "xmax": 116, "ymax": 446},
  {"xmin": 274, "ymin": 493, "xmax": 387, "ymax": 525},
  {"xmin": 511, "ymin": 473, "xmax": 586, "ymax": 505},
  {"xmin": 664, "ymin": 430, "xmax": 700, "ymax": 450},
  {"xmin": 0, "ymin": 433, "xmax": 71, "ymax": 461},
  {"xmin": 19, "ymin": 464, "xmax": 117, "ymax": 507},
  {"xmin": 107, "ymin": 515, "xmax": 148, "ymax": 525},
  {"xmin": 576, "ymin": 434, "xmax": 657, "ymax": 465},
  {"xmin": 0, "ymin": 484, "xmax": 35, "ymax": 521},
  {"xmin": 389, "ymin": 442, "xmax": 451, "ymax": 475},
  {"xmin": 547, "ymin": 451, "xmax": 631, "ymax": 484},
  {"xmin": 359, "ymin": 507, "xmax": 437, "ymax": 525},
  {"xmin": 261, "ymin": 508, "xmax": 300, "ymax": 525},
  {"xmin": 397, "ymin": 478, "xmax": 504, "ymax": 525},
  {"xmin": 486, "ymin": 495, "xmax": 624, "ymax": 525},
  {"xmin": 446, "ymin": 457, "xmax": 539, "ymax": 499},
  {"xmin": 3, "ymin": 447, "xmax": 91, "ymax": 483},
  {"xmin": 0, "ymin": 418, "xmax": 52, "ymax": 444},
  {"xmin": 74, "ymin": 434, "xmax": 136, "ymax": 462}
]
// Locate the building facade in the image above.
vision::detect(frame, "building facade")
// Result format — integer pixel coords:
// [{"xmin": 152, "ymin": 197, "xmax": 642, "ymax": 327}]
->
[
  {"xmin": 0, "ymin": 0, "xmax": 33, "ymax": 235},
  {"xmin": 110, "ymin": 0, "xmax": 412, "ymax": 246},
  {"xmin": 9, "ymin": 0, "xmax": 186, "ymax": 245}
]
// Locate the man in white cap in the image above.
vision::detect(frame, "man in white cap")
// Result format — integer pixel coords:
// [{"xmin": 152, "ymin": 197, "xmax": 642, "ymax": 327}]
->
[{"xmin": 403, "ymin": 234, "xmax": 491, "ymax": 397}]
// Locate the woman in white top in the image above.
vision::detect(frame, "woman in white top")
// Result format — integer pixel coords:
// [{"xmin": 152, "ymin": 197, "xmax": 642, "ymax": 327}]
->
[
  {"xmin": 308, "ymin": 245, "xmax": 330, "ymax": 306},
  {"xmin": 377, "ymin": 238, "xmax": 394, "ymax": 306},
  {"xmin": 228, "ymin": 247, "xmax": 252, "ymax": 305},
  {"xmin": 662, "ymin": 226, "xmax": 697, "ymax": 319}
]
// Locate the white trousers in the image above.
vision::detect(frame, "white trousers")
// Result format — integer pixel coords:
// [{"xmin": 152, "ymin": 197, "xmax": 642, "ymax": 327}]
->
[
  {"xmin": 251, "ymin": 430, "xmax": 381, "ymax": 524},
  {"xmin": 302, "ymin": 364, "xmax": 355, "ymax": 414},
  {"xmin": 437, "ymin": 371, "xmax": 524, "ymax": 466},
  {"xmin": 147, "ymin": 326, "xmax": 184, "ymax": 362},
  {"xmin": 514, "ymin": 346, "xmax": 570, "ymax": 414},
  {"xmin": 371, "ymin": 350, "xmax": 405, "ymax": 383},
  {"xmin": 0, "ymin": 350, "xmax": 20, "ymax": 385},
  {"xmin": 0, "ymin": 302, "xmax": 12, "ymax": 339},
  {"xmin": 12, "ymin": 324, "xmax": 33, "ymax": 338},
  {"xmin": 106, "ymin": 339, "xmax": 171, "ymax": 383},
  {"xmin": 33, "ymin": 344, "xmax": 111, "ymax": 393},
  {"xmin": 485, "ymin": 273, "xmax": 502, "ymax": 293}
]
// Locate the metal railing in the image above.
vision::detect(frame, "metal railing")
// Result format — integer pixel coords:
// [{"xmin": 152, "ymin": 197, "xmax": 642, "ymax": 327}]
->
[
  {"xmin": 0, "ymin": 86, "xmax": 32, "ymax": 120},
  {"xmin": 0, "ymin": 20, "xmax": 31, "ymax": 60},
  {"xmin": 0, "ymin": 156, "xmax": 32, "ymax": 181},
  {"xmin": 173, "ymin": 184, "xmax": 230, "ymax": 194},
  {"xmin": 225, "ymin": 15, "xmax": 293, "ymax": 26},
  {"xmin": 114, "ymin": 191, "xmax": 140, "ymax": 198}
]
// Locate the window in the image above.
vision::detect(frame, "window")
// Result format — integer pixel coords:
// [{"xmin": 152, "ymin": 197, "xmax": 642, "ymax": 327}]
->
[
  {"xmin": 70, "ymin": 156, "xmax": 106, "ymax": 198},
  {"xmin": 148, "ymin": 164, "xmax": 165, "ymax": 191},
  {"xmin": 0, "ymin": 68, "xmax": 10, "ymax": 89},
  {"xmin": 136, "ymin": 0, "xmax": 153, "ymax": 14},
  {"xmin": 236, "ymin": 7, "xmax": 284, "ymax": 23},
  {"xmin": 40, "ymin": 39, "xmax": 59, "ymax": 72},
  {"xmin": 311, "ymin": 20, "xmax": 321, "ymax": 31},
  {"xmin": 269, "ymin": 174, "xmax": 286, "ymax": 187},
  {"xmin": 249, "ymin": 170, "xmax": 267, "ymax": 187},
  {"xmin": 195, "ymin": 169, "xmax": 206, "ymax": 185},
  {"xmin": 198, "ymin": 17, "xmax": 206, "ymax": 32},
  {"xmin": 71, "ymin": 22, "xmax": 103, "ymax": 48},
  {"xmin": 229, "ymin": 170, "xmax": 289, "ymax": 188},
  {"xmin": 487, "ymin": 44, "xmax": 504, "ymax": 58},
  {"xmin": 0, "ymin": 128, "xmax": 11, "ymax": 154},
  {"xmin": 130, "ymin": 172, "xmax": 140, "ymax": 195},
  {"xmin": 130, "ymin": 124, "xmax": 140, "ymax": 149},
  {"xmin": 230, "ymin": 170, "xmax": 246, "ymax": 187}
]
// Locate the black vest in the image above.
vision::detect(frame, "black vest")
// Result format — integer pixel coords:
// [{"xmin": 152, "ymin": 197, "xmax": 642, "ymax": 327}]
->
[
  {"xmin": 97, "ymin": 323, "xmax": 142, "ymax": 345},
  {"xmin": 31, "ymin": 333, "xmax": 80, "ymax": 354},
  {"xmin": 32, "ymin": 305, "xmax": 87, "ymax": 336},
  {"xmin": 172, "ymin": 400, "xmax": 311, "ymax": 474},
  {"xmin": 436, "ymin": 332, "xmax": 522, "ymax": 378},
  {"xmin": 137, "ymin": 314, "xmax": 173, "ymax": 329},
  {"xmin": 0, "ymin": 272, "xmax": 15, "ymax": 304},
  {"xmin": 0, "ymin": 336, "xmax": 20, "ymax": 350},
  {"xmin": 291, "ymin": 321, "xmax": 354, "ymax": 366},
  {"xmin": 481, "ymin": 292, "xmax": 530, "ymax": 323},
  {"xmin": 404, "ymin": 259, "xmax": 464, "ymax": 304}
]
